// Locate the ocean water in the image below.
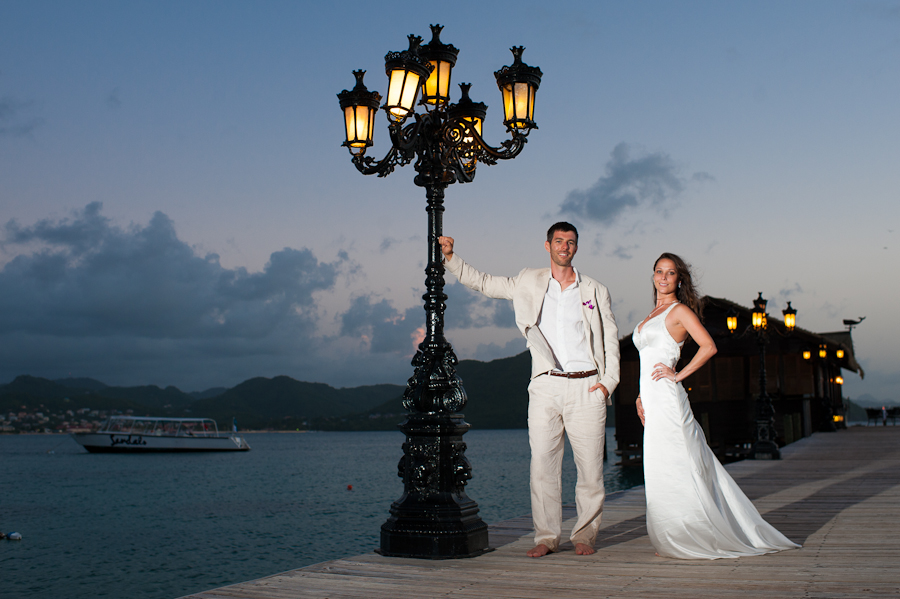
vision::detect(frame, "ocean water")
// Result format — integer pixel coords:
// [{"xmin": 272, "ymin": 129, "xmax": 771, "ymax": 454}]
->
[{"xmin": 1, "ymin": 428, "xmax": 642, "ymax": 599}]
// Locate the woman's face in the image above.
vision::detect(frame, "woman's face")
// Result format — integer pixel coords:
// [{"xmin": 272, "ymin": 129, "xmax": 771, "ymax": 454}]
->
[{"xmin": 653, "ymin": 258, "xmax": 679, "ymax": 297}]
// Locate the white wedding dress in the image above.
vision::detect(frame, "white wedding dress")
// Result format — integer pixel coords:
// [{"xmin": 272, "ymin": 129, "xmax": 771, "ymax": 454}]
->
[{"xmin": 634, "ymin": 303, "xmax": 800, "ymax": 559}]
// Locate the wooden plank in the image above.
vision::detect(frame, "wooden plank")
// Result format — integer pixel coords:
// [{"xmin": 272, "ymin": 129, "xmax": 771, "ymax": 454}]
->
[{"xmin": 181, "ymin": 428, "xmax": 900, "ymax": 599}]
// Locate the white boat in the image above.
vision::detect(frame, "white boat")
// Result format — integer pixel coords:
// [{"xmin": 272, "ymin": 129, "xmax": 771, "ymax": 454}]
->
[{"xmin": 71, "ymin": 416, "xmax": 251, "ymax": 453}]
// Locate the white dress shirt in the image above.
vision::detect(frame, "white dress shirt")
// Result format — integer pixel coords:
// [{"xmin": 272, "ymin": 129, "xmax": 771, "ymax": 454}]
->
[{"xmin": 537, "ymin": 270, "xmax": 595, "ymax": 373}]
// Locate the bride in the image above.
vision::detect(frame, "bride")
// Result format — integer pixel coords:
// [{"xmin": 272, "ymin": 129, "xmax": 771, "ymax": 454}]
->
[{"xmin": 634, "ymin": 253, "xmax": 800, "ymax": 559}]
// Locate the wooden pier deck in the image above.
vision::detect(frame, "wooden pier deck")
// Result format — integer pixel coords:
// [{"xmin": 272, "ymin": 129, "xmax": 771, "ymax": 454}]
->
[{"xmin": 182, "ymin": 427, "xmax": 900, "ymax": 598}]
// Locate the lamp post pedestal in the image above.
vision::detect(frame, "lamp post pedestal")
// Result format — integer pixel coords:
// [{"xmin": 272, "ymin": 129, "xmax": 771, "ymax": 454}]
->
[
  {"xmin": 380, "ymin": 413, "xmax": 489, "ymax": 558},
  {"xmin": 751, "ymin": 335, "xmax": 780, "ymax": 460}
]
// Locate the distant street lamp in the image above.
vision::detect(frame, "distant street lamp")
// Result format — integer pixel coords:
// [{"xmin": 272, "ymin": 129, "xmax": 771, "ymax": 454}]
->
[
  {"xmin": 726, "ymin": 308, "xmax": 738, "ymax": 334},
  {"xmin": 750, "ymin": 292, "xmax": 780, "ymax": 459},
  {"xmin": 782, "ymin": 302, "xmax": 797, "ymax": 332},
  {"xmin": 337, "ymin": 25, "xmax": 542, "ymax": 559},
  {"xmin": 731, "ymin": 292, "xmax": 799, "ymax": 460}
]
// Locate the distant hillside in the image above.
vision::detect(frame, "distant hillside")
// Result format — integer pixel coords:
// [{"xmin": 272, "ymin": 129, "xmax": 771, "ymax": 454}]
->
[
  {"xmin": 190, "ymin": 387, "xmax": 228, "ymax": 400},
  {"xmin": 2, "ymin": 354, "xmax": 541, "ymax": 431},
  {"xmin": 190, "ymin": 376, "xmax": 404, "ymax": 430},
  {"xmin": 54, "ymin": 377, "xmax": 108, "ymax": 392},
  {"xmin": 325, "ymin": 352, "xmax": 532, "ymax": 431},
  {"xmin": 845, "ymin": 400, "xmax": 868, "ymax": 422},
  {"xmin": 3, "ymin": 375, "xmax": 96, "ymax": 400},
  {"xmin": 0, "ymin": 376, "xmax": 153, "ymax": 415},
  {"xmin": 94, "ymin": 385, "xmax": 195, "ymax": 410},
  {"xmin": 851, "ymin": 393, "xmax": 899, "ymax": 408}
]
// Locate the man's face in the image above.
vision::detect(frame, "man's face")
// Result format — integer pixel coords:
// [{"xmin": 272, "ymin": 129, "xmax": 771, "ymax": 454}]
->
[{"xmin": 544, "ymin": 230, "xmax": 578, "ymax": 268}]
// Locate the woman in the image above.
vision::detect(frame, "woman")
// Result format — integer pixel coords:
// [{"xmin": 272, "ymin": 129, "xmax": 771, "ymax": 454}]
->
[{"xmin": 633, "ymin": 253, "xmax": 799, "ymax": 559}]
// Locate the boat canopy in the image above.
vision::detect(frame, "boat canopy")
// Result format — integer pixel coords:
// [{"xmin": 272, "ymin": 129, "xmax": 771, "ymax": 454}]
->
[{"xmin": 98, "ymin": 416, "xmax": 221, "ymax": 437}]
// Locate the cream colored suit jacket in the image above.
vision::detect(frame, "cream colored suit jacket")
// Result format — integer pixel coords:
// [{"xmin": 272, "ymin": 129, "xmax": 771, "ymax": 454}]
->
[{"xmin": 444, "ymin": 253, "xmax": 620, "ymax": 404}]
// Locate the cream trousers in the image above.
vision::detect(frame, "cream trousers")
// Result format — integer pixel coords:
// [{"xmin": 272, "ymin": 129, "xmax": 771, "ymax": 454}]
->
[{"xmin": 527, "ymin": 373, "xmax": 607, "ymax": 551}]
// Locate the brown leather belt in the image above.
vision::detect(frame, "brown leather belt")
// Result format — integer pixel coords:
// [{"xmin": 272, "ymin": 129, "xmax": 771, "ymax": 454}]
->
[{"xmin": 549, "ymin": 369, "xmax": 598, "ymax": 379}]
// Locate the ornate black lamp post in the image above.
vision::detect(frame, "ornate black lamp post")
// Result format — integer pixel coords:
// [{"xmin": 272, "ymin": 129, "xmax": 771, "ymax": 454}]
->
[
  {"xmin": 337, "ymin": 25, "xmax": 542, "ymax": 559},
  {"xmin": 729, "ymin": 293, "xmax": 799, "ymax": 459},
  {"xmin": 749, "ymin": 293, "xmax": 780, "ymax": 459}
]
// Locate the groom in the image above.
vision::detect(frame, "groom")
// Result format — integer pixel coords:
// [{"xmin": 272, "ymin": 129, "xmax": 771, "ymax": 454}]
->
[{"xmin": 440, "ymin": 222, "xmax": 620, "ymax": 557}]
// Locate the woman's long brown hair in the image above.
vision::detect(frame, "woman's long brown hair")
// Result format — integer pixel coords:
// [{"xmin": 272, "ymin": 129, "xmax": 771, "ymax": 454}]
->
[{"xmin": 652, "ymin": 252, "xmax": 704, "ymax": 320}]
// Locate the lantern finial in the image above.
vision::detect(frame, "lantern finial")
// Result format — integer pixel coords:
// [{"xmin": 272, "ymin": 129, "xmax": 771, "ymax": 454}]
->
[{"xmin": 420, "ymin": 24, "xmax": 459, "ymax": 106}]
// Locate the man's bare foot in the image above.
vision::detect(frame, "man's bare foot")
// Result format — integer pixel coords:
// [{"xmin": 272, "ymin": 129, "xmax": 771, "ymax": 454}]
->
[
  {"xmin": 527, "ymin": 544, "xmax": 552, "ymax": 558},
  {"xmin": 575, "ymin": 543, "xmax": 596, "ymax": 555}
]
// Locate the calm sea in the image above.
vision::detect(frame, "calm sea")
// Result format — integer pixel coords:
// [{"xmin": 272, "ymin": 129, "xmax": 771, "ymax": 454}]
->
[{"xmin": 1, "ymin": 428, "xmax": 642, "ymax": 599}]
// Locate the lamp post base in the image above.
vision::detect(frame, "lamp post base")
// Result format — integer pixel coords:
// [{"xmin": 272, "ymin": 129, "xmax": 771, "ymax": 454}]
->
[
  {"xmin": 379, "ymin": 413, "xmax": 490, "ymax": 559},
  {"xmin": 379, "ymin": 511, "xmax": 491, "ymax": 559},
  {"xmin": 750, "ymin": 439, "xmax": 781, "ymax": 460}
]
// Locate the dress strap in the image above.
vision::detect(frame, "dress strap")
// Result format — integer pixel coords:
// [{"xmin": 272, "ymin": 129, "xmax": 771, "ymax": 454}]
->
[{"xmin": 662, "ymin": 301, "xmax": 679, "ymax": 317}]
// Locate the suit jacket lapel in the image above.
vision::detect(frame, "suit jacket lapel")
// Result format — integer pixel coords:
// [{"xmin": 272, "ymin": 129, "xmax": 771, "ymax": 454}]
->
[
  {"xmin": 525, "ymin": 269, "xmax": 551, "ymax": 327},
  {"xmin": 579, "ymin": 275, "xmax": 597, "ymax": 350}
]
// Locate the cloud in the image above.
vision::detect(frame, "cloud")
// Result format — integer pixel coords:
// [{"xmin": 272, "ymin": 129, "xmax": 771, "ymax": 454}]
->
[
  {"xmin": 559, "ymin": 143, "xmax": 703, "ymax": 225},
  {"xmin": 445, "ymin": 281, "xmax": 516, "ymax": 329},
  {"xmin": 0, "ymin": 203, "xmax": 341, "ymax": 339},
  {"xmin": 0, "ymin": 205, "xmax": 522, "ymax": 390},
  {"xmin": 379, "ymin": 237, "xmax": 399, "ymax": 252},
  {"xmin": 339, "ymin": 295, "xmax": 422, "ymax": 354},
  {"xmin": 377, "ymin": 235, "xmax": 420, "ymax": 253},
  {"xmin": 337, "ymin": 280, "xmax": 516, "ymax": 356},
  {"xmin": 473, "ymin": 338, "xmax": 526, "ymax": 362},
  {"xmin": 0, "ymin": 204, "xmax": 380, "ymax": 389},
  {"xmin": 0, "ymin": 95, "xmax": 43, "ymax": 137},
  {"xmin": 611, "ymin": 244, "xmax": 639, "ymax": 260}
]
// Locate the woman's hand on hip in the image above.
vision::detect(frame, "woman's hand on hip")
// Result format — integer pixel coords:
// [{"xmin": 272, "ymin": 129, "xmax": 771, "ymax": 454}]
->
[{"xmin": 651, "ymin": 362, "xmax": 677, "ymax": 382}]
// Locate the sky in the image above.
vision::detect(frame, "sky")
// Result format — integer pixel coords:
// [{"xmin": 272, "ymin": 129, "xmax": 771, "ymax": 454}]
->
[{"xmin": 1, "ymin": 1, "xmax": 898, "ymax": 402}]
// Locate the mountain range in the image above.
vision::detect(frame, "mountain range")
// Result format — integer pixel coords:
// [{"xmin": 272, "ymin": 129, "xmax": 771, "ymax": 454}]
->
[
  {"xmin": 0, "ymin": 352, "xmax": 536, "ymax": 431},
  {"xmin": 4, "ymin": 350, "xmax": 879, "ymax": 431}
]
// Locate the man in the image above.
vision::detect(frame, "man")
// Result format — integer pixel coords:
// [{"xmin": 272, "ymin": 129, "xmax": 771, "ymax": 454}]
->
[{"xmin": 439, "ymin": 222, "xmax": 620, "ymax": 558}]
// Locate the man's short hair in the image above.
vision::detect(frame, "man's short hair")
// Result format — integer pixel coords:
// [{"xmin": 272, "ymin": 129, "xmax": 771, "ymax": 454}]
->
[{"xmin": 546, "ymin": 222, "xmax": 578, "ymax": 244}]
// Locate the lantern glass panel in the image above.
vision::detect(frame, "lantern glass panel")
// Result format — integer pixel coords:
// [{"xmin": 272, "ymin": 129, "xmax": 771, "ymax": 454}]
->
[
  {"xmin": 752, "ymin": 312, "xmax": 763, "ymax": 329},
  {"xmin": 784, "ymin": 313, "xmax": 796, "ymax": 330},
  {"xmin": 501, "ymin": 82, "xmax": 535, "ymax": 129},
  {"xmin": 819, "ymin": 348, "xmax": 827, "ymax": 358},
  {"xmin": 424, "ymin": 60, "xmax": 452, "ymax": 105},
  {"xmin": 836, "ymin": 349, "xmax": 845, "ymax": 358},
  {"xmin": 344, "ymin": 105, "xmax": 373, "ymax": 148},
  {"xmin": 803, "ymin": 350, "xmax": 811, "ymax": 360},
  {"xmin": 343, "ymin": 106, "xmax": 356, "ymax": 144},
  {"xmin": 462, "ymin": 116, "xmax": 482, "ymax": 141},
  {"xmin": 727, "ymin": 315, "xmax": 737, "ymax": 331},
  {"xmin": 387, "ymin": 69, "xmax": 423, "ymax": 120},
  {"xmin": 501, "ymin": 85, "xmax": 514, "ymax": 123},
  {"xmin": 514, "ymin": 82, "xmax": 531, "ymax": 122}
]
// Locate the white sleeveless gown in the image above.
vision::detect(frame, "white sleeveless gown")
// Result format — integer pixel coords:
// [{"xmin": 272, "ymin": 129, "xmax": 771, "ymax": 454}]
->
[{"xmin": 633, "ymin": 303, "xmax": 800, "ymax": 559}]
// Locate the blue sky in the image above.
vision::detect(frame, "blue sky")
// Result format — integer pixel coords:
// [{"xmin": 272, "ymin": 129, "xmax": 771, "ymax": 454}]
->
[{"xmin": 1, "ymin": 1, "xmax": 897, "ymax": 401}]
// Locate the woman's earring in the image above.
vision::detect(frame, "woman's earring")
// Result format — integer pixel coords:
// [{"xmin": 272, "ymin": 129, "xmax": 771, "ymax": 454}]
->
[{"xmin": 678, "ymin": 281, "xmax": 682, "ymax": 289}]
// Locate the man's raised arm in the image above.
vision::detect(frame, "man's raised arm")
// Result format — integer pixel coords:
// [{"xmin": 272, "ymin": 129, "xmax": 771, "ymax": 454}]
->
[{"xmin": 439, "ymin": 235, "xmax": 517, "ymax": 301}]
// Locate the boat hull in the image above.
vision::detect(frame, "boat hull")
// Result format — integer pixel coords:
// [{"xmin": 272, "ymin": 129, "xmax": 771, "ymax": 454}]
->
[{"xmin": 71, "ymin": 432, "xmax": 250, "ymax": 452}]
